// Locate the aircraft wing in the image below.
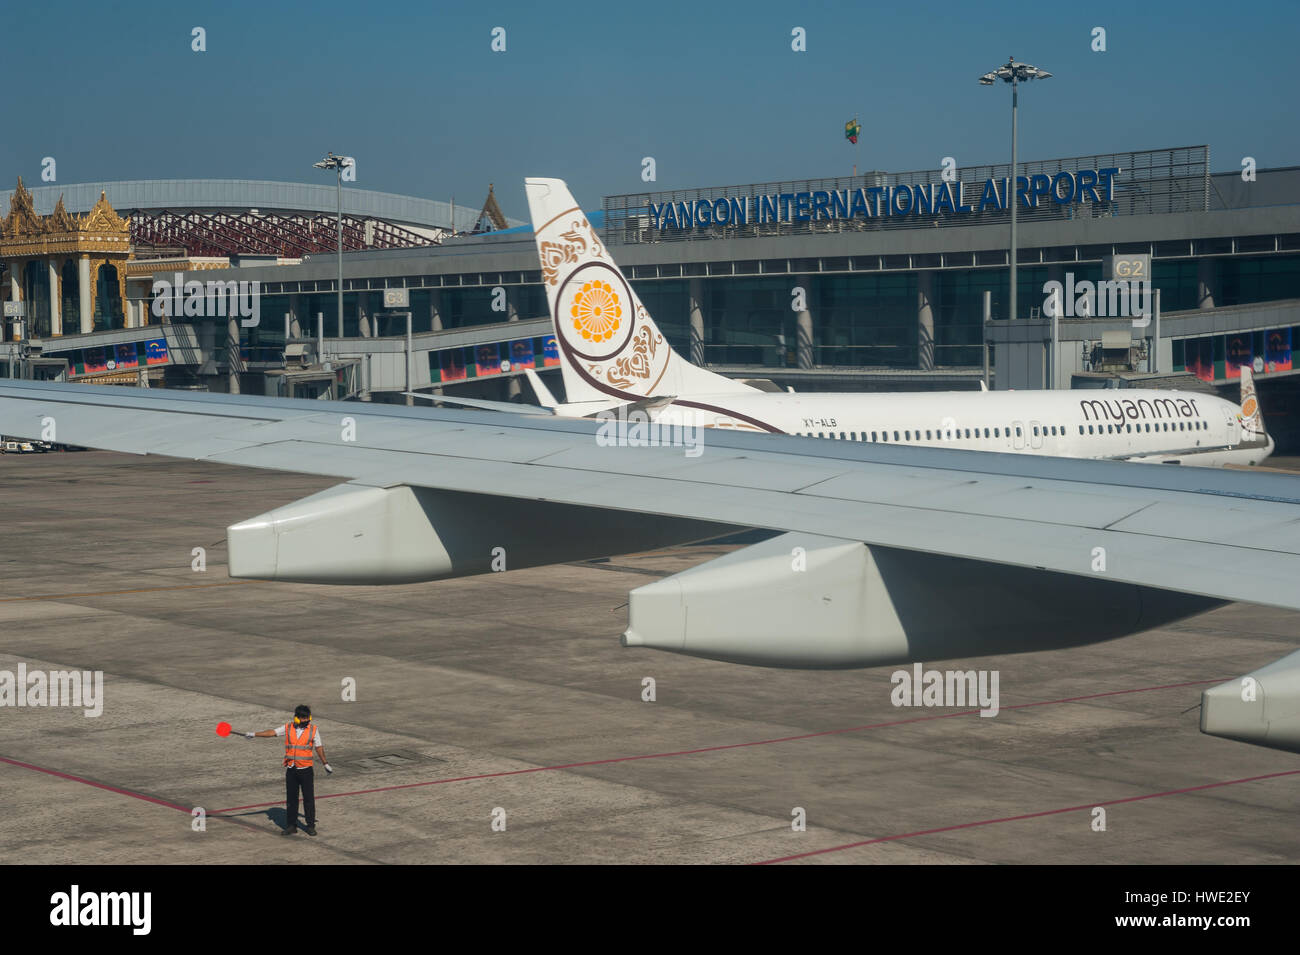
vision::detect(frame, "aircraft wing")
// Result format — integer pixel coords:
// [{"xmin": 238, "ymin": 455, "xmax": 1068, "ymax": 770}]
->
[{"xmin": 2, "ymin": 379, "xmax": 1299, "ymax": 616}]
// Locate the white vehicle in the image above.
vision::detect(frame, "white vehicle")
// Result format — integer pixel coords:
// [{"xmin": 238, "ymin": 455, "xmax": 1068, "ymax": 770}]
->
[{"xmin": 434, "ymin": 178, "xmax": 1273, "ymax": 468}]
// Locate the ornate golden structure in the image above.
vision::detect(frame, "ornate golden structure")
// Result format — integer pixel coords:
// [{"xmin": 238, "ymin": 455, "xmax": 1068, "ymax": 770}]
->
[{"xmin": 1, "ymin": 177, "xmax": 132, "ymax": 338}]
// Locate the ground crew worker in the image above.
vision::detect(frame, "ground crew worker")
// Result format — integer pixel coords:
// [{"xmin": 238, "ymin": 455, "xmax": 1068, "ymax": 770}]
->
[{"xmin": 246, "ymin": 705, "xmax": 332, "ymax": 836}]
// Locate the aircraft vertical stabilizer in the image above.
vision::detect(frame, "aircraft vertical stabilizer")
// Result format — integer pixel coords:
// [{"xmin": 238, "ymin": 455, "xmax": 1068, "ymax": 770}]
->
[
  {"xmin": 1239, "ymin": 365, "xmax": 1266, "ymax": 441},
  {"xmin": 524, "ymin": 178, "xmax": 756, "ymax": 405}
]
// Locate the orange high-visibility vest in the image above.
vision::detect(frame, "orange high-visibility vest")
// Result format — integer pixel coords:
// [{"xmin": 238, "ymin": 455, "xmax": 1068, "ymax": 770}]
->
[{"xmin": 284, "ymin": 722, "xmax": 318, "ymax": 768}]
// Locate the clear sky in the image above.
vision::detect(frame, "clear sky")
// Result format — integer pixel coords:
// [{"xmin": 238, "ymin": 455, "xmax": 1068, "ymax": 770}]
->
[{"xmin": 6, "ymin": 0, "xmax": 1297, "ymax": 220}]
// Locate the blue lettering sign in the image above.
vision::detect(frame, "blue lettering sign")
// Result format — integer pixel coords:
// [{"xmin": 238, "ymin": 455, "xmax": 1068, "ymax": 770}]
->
[
  {"xmin": 1098, "ymin": 167, "xmax": 1120, "ymax": 201},
  {"xmin": 977, "ymin": 178, "xmax": 1000, "ymax": 213},
  {"xmin": 933, "ymin": 182, "xmax": 955, "ymax": 214},
  {"xmin": 850, "ymin": 188, "xmax": 870, "ymax": 218},
  {"xmin": 1075, "ymin": 169, "xmax": 1099, "ymax": 202},
  {"xmin": 913, "ymin": 183, "xmax": 933, "ymax": 216},
  {"xmin": 1050, "ymin": 171, "xmax": 1076, "ymax": 204},
  {"xmin": 646, "ymin": 168, "xmax": 1119, "ymax": 228}
]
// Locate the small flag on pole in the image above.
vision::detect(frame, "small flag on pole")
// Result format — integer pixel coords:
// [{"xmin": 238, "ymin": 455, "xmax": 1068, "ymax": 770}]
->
[{"xmin": 845, "ymin": 118, "xmax": 861, "ymax": 144}]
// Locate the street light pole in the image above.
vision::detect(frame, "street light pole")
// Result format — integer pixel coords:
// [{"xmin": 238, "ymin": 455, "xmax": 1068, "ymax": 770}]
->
[
  {"xmin": 980, "ymin": 58, "xmax": 1051, "ymax": 324},
  {"xmin": 1010, "ymin": 73, "xmax": 1018, "ymax": 327},
  {"xmin": 313, "ymin": 152, "xmax": 351, "ymax": 343},
  {"xmin": 336, "ymin": 165, "xmax": 343, "ymax": 339}
]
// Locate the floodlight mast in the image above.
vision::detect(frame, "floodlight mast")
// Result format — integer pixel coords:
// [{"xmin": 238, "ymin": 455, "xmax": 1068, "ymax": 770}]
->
[
  {"xmin": 978, "ymin": 58, "xmax": 1051, "ymax": 329},
  {"xmin": 313, "ymin": 152, "xmax": 350, "ymax": 342}
]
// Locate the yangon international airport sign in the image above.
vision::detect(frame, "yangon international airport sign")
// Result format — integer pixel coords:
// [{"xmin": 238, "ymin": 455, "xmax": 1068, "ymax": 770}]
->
[{"xmin": 646, "ymin": 167, "xmax": 1122, "ymax": 230}]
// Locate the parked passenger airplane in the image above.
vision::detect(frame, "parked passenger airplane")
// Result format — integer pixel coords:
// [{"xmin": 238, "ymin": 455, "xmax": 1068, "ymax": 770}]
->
[{"xmin": 438, "ymin": 178, "xmax": 1273, "ymax": 468}]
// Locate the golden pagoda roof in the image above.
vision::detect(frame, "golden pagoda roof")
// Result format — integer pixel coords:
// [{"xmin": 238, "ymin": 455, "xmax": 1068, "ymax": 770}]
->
[
  {"xmin": 2, "ymin": 177, "xmax": 130, "ymax": 240},
  {"xmin": 0, "ymin": 177, "xmax": 131, "ymax": 258}
]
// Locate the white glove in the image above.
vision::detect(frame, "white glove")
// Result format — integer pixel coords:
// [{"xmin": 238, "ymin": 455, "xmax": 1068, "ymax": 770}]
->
[
  {"xmin": 324, "ymin": 763, "xmax": 333, "ymax": 774},
  {"xmin": 244, "ymin": 732, "xmax": 255, "ymax": 739}
]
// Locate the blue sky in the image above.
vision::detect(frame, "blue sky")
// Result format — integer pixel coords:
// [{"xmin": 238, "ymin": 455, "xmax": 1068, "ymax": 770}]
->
[{"xmin": 6, "ymin": 0, "xmax": 1297, "ymax": 219}]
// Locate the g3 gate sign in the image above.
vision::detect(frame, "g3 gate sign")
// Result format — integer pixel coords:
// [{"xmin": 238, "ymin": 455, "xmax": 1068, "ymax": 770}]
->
[{"xmin": 647, "ymin": 168, "xmax": 1121, "ymax": 229}]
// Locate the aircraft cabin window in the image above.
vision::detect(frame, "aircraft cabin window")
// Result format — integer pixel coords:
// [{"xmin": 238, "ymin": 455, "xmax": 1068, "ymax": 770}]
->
[
  {"xmin": 905, "ymin": 430, "xmax": 911, "ymax": 440},
  {"xmin": 1033, "ymin": 426, "xmax": 1039, "ymax": 437},
  {"xmin": 893, "ymin": 430, "xmax": 900, "ymax": 441},
  {"xmin": 994, "ymin": 427, "xmax": 1000, "ymax": 437},
  {"xmin": 1078, "ymin": 425, "xmax": 1084, "ymax": 435},
  {"xmin": 1016, "ymin": 426, "xmax": 1022, "ymax": 437},
  {"xmin": 871, "ymin": 431, "xmax": 878, "ymax": 441},
  {"xmin": 925, "ymin": 429, "xmax": 932, "ymax": 440},
  {"xmin": 984, "ymin": 428, "xmax": 990, "ymax": 437}
]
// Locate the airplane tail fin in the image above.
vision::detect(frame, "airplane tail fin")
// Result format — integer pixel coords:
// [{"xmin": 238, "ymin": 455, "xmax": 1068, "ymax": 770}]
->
[
  {"xmin": 524, "ymin": 178, "xmax": 756, "ymax": 404},
  {"xmin": 1239, "ymin": 365, "xmax": 1266, "ymax": 440}
]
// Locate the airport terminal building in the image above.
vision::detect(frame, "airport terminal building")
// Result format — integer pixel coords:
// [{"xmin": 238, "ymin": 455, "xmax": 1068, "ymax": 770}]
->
[{"xmin": 4, "ymin": 145, "xmax": 1299, "ymax": 440}]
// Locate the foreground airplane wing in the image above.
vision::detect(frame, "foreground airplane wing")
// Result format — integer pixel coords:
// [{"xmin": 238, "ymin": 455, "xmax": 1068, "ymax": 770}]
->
[
  {"xmin": 2, "ymin": 378, "xmax": 1298, "ymax": 610},
  {"xmin": 7, "ymin": 378, "xmax": 1300, "ymax": 750}
]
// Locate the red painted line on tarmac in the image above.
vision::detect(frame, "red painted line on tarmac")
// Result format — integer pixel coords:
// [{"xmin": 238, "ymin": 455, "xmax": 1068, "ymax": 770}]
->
[
  {"xmin": 0, "ymin": 754, "xmax": 191, "ymax": 814},
  {"xmin": 752, "ymin": 768, "xmax": 1300, "ymax": 865},
  {"xmin": 213, "ymin": 679, "xmax": 1224, "ymax": 813},
  {"xmin": 0, "ymin": 580, "xmax": 260, "ymax": 602}
]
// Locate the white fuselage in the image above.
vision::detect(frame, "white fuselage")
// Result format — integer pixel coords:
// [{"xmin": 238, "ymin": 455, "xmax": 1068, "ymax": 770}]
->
[{"xmin": 617, "ymin": 388, "xmax": 1273, "ymax": 467}]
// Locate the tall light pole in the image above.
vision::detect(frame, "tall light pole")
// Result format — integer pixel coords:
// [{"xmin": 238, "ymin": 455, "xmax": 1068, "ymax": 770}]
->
[
  {"xmin": 980, "ymin": 58, "xmax": 1051, "ymax": 324},
  {"xmin": 313, "ymin": 152, "xmax": 351, "ymax": 340}
]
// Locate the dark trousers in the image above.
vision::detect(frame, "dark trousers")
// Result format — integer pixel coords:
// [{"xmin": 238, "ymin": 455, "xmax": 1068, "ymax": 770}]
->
[{"xmin": 285, "ymin": 766, "xmax": 315, "ymax": 828}]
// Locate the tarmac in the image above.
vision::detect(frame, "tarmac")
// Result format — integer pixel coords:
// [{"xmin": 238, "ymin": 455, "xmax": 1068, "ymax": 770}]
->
[{"xmin": 1, "ymin": 450, "xmax": 1297, "ymax": 865}]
